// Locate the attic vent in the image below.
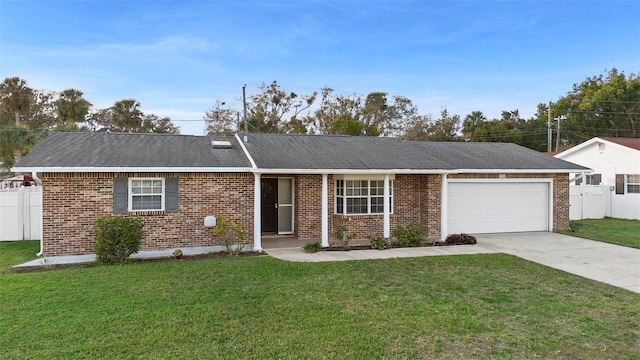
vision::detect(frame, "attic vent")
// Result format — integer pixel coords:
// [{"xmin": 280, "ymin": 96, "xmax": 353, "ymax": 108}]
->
[{"xmin": 212, "ymin": 140, "xmax": 233, "ymax": 149}]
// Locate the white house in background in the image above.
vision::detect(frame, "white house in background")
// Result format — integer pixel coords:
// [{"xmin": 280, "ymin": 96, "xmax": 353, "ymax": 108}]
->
[{"xmin": 555, "ymin": 137, "xmax": 640, "ymax": 220}]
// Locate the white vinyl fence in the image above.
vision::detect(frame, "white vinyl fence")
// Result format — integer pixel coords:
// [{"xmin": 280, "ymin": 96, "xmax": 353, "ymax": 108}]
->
[
  {"xmin": 0, "ymin": 187, "xmax": 42, "ymax": 241},
  {"xmin": 569, "ymin": 185, "xmax": 610, "ymax": 221}
]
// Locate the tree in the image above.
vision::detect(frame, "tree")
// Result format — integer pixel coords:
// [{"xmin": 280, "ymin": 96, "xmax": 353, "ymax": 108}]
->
[
  {"xmin": 0, "ymin": 77, "xmax": 34, "ymax": 126},
  {"xmin": 306, "ymin": 87, "xmax": 362, "ymax": 135},
  {"xmin": 462, "ymin": 111, "xmax": 487, "ymax": 141},
  {"xmin": 110, "ymin": 99, "xmax": 143, "ymax": 133},
  {"xmin": 0, "ymin": 77, "xmax": 44, "ymax": 170},
  {"xmin": 419, "ymin": 108, "xmax": 461, "ymax": 141},
  {"xmin": 245, "ymin": 81, "xmax": 317, "ymax": 133},
  {"xmin": 204, "ymin": 100, "xmax": 237, "ymax": 135},
  {"xmin": 142, "ymin": 114, "xmax": 180, "ymax": 134},
  {"xmin": 555, "ymin": 68, "xmax": 640, "ymax": 146},
  {"xmin": 55, "ymin": 89, "xmax": 92, "ymax": 129}
]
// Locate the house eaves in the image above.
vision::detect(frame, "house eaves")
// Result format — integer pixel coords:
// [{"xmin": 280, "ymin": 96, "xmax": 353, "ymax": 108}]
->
[{"xmin": 10, "ymin": 166, "xmax": 254, "ymax": 173}]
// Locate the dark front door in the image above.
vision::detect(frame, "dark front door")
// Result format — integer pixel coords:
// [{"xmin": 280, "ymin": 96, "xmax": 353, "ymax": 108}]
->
[{"xmin": 261, "ymin": 178, "xmax": 278, "ymax": 233}]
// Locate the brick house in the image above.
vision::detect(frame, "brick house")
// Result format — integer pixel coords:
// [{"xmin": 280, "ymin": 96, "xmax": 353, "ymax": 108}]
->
[{"xmin": 13, "ymin": 132, "xmax": 588, "ymax": 256}]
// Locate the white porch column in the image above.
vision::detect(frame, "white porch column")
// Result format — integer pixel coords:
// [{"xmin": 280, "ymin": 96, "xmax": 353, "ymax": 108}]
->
[
  {"xmin": 321, "ymin": 174, "xmax": 329, "ymax": 247},
  {"xmin": 383, "ymin": 174, "xmax": 390, "ymax": 238},
  {"xmin": 440, "ymin": 173, "xmax": 448, "ymax": 241},
  {"xmin": 253, "ymin": 173, "xmax": 262, "ymax": 251}
]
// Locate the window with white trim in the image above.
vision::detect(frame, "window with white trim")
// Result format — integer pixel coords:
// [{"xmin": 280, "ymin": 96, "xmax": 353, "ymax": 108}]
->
[
  {"xmin": 335, "ymin": 179, "xmax": 393, "ymax": 215},
  {"xmin": 615, "ymin": 174, "xmax": 640, "ymax": 194},
  {"xmin": 129, "ymin": 178, "xmax": 165, "ymax": 211},
  {"xmin": 627, "ymin": 174, "xmax": 640, "ymax": 194}
]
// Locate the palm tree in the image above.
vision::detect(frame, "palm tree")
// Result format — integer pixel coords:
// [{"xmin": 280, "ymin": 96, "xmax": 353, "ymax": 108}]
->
[
  {"xmin": 0, "ymin": 77, "xmax": 34, "ymax": 126},
  {"xmin": 111, "ymin": 99, "xmax": 143, "ymax": 132},
  {"xmin": 55, "ymin": 89, "xmax": 92, "ymax": 128}
]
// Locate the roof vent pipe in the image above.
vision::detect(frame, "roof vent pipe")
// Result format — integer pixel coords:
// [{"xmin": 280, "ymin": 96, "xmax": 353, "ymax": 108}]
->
[{"xmin": 243, "ymin": 135, "xmax": 248, "ymax": 143}]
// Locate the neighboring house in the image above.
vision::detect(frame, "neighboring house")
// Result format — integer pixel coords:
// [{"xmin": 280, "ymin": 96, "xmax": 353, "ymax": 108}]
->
[
  {"xmin": 555, "ymin": 137, "xmax": 640, "ymax": 220},
  {"xmin": 12, "ymin": 132, "xmax": 588, "ymax": 256}
]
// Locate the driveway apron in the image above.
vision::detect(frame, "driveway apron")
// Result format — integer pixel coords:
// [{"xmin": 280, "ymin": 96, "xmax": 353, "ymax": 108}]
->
[{"xmin": 477, "ymin": 232, "xmax": 640, "ymax": 294}]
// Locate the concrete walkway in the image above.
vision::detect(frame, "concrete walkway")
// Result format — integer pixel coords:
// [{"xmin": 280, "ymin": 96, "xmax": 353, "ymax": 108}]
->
[
  {"xmin": 266, "ymin": 244, "xmax": 498, "ymax": 262},
  {"xmin": 476, "ymin": 232, "xmax": 640, "ymax": 294}
]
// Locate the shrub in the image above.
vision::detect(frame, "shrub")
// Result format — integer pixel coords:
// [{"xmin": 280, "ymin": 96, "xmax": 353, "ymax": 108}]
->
[
  {"xmin": 211, "ymin": 216, "xmax": 246, "ymax": 255},
  {"xmin": 569, "ymin": 220, "xmax": 580, "ymax": 232},
  {"xmin": 368, "ymin": 236, "xmax": 392, "ymax": 250},
  {"xmin": 303, "ymin": 242, "xmax": 322, "ymax": 253},
  {"xmin": 445, "ymin": 233, "xmax": 477, "ymax": 245},
  {"xmin": 335, "ymin": 218, "xmax": 356, "ymax": 248},
  {"xmin": 94, "ymin": 216, "xmax": 144, "ymax": 265},
  {"xmin": 393, "ymin": 224, "xmax": 427, "ymax": 247}
]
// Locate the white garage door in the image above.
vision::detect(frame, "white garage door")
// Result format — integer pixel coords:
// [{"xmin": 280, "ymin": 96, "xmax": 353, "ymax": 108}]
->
[{"xmin": 448, "ymin": 181, "xmax": 550, "ymax": 234}]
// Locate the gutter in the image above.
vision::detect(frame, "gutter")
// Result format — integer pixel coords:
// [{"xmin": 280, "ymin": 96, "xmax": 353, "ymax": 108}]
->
[{"xmin": 32, "ymin": 171, "xmax": 43, "ymax": 257}]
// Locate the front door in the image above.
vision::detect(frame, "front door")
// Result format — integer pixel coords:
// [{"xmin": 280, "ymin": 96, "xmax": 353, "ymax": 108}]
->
[
  {"xmin": 261, "ymin": 178, "xmax": 294, "ymax": 234},
  {"xmin": 261, "ymin": 179, "xmax": 278, "ymax": 233}
]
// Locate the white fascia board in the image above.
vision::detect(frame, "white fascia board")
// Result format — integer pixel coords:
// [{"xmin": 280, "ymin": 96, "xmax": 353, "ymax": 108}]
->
[
  {"xmin": 453, "ymin": 168, "xmax": 592, "ymax": 174},
  {"xmin": 251, "ymin": 168, "xmax": 455, "ymax": 175},
  {"xmin": 234, "ymin": 133, "xmax": 258, "ymax": 169},
  {"xmin": 250, "ymin": 168, "xmax": 589, "ymax": 175},
  {"xmin": 11, "ymin": 167, "xmax": 254, "ymax": 173}
]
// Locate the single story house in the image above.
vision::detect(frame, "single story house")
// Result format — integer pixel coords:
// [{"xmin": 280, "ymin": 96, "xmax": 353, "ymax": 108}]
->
[
  {"xmin": 554, "ymin": 137, "xmax": 640, "ymax": 220},
  {"xmin": 12, "ymin": 132, "xmax": 588, "ymax": 256}
]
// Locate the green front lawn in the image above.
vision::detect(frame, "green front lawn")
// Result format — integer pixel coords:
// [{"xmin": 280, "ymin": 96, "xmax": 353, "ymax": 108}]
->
[
  {"xmin": 0, "ymin": 240, "xmax": 39, "ymax": 271},
  {"xmin": 1, "ymin": 247, "xmax": 638, "ymax": 359},
  {"xmin": 561, "ymin": 218, "xmax": 640, "ymax": 249}
]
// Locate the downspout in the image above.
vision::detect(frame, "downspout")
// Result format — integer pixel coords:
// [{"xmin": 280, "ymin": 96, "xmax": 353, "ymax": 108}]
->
[{"xmin": 32, "ymin": 171, "xmax": 44, "ymax": 256}]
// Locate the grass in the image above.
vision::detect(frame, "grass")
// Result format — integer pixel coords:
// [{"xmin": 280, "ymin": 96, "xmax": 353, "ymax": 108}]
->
[
  {"xmin": 0, "ymin": 240, "xmax": 39, "ymax": 271},
  {"xmin": 1, "ymin": 244, "xmax": 638, "ymax": 359},
  {"xmin": 561, "ymin": 217, "xmax": 640, "ymax": 249}
]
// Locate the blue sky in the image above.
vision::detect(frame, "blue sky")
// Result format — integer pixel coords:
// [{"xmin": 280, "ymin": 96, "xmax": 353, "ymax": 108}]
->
[{"xmin": 1, "ymin": 0, "xmax": 638, "ymax": 135}]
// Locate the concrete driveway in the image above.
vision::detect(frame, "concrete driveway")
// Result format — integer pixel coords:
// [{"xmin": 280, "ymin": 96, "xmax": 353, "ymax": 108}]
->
[{"xmin": 476, "ymin": 232, "xmax": 640, "ymax": 294}]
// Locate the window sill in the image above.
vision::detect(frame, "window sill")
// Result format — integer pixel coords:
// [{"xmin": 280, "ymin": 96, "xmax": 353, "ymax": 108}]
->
[{"xmin": 128, "ymin": 210, "xmax": 166, "ymax": 216}]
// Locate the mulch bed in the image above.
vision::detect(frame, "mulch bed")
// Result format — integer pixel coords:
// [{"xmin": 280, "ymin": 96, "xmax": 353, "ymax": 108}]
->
[{"xmin": 323, "ymin": 242, "xmax": 463, "ymax": 251}]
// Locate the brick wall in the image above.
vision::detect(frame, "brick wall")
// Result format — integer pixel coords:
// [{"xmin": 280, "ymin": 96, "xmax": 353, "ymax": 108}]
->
[
  {"xmin": 40, "ymin": 172, "xmax": 253, "ymax": 256},
  {"xmin": 296, "ymin": 174, "xmax": 426, "ymax": 241},
  {"xmin": 41, "ymin": 171, "xmax": 570, "ymax": 255}
]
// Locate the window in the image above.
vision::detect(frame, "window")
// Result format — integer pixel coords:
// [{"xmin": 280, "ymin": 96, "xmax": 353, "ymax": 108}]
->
[
  {"xmin": 335, "ymin": 179, "xmax": 393, "ymax": 215},
  {"xmin": 587, "ymin": 174, "xmax": 601, "ymax": 185},
  {"xmin": 129, "ymin": 178, "xmax": 165, "ymax": 211},
  {"xmin": 627, "ymin": 174, "xmax": 640, "ymax": 194},
  {"xmin": 575, "ymin": 174, "xmax": 601, "ymax": 185},
  {"xmin": 615, "ymin": 174, "xmax": 640, "ymax": 195}
]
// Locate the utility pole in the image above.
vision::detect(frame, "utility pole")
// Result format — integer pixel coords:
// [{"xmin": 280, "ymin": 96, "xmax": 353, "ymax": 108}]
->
[
  {"xmin": 547, "ymin": 101, "xmax": 552, "ymax": 152},
  {"xmin": 555, "ymin": 116, "xmax": 562, "ymax": 152},
  {"xmin": 242, "ymin": 84, "xmax": 248, "ymax": 133}
]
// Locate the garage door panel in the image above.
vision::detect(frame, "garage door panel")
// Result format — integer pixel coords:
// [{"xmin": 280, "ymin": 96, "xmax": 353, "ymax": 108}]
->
[{"xmin": 448, "ymin": 182, "xmax": 549, "ymax": 234}]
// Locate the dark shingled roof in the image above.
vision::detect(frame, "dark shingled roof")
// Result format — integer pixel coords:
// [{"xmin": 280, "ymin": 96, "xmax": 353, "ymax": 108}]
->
[
  {"xmin": 239, "ymin": 133, "xmax": 589, "ymax": 171},
  {"xmin": 15, "ymin": 132, "xmax": 251, "ymax": 168},
  {"xmin": 14, "ymin": 131, "xmax": 589, "ymax": 172}
]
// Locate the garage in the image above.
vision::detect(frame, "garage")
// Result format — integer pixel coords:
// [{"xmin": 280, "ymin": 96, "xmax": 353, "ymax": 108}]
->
[{"xmin": 447, "ymin": 180, "xmax": 551, "ymax": 234}]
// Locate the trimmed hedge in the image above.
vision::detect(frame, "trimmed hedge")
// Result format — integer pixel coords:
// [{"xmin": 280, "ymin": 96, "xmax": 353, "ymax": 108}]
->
[{"xmin": 94, "ymin": 216, "xmax": 144, "ymax": 265}]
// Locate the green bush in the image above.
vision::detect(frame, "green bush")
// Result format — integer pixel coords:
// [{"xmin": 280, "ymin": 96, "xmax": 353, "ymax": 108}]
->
[
  {"xmin": 445, "ymin": 233, "xmax": 477, "ymax": 245},
  {"xmin": 393, "ymin": 224, "xmax": 427, "ymax": 247},
  {"xmin": 211, "ymin": 216, "xmax": 246, "ymax": 255},
  {"xmin": 368, "ymin": 236, "xmax": 392, "ymax": 250},
  {"xmin": 94, "ymin": 216, "xmax": 144, "ymax": 265},
  {"xmin": 303, "ymin": 242, "xmax": 322, "ymax": 253}
]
